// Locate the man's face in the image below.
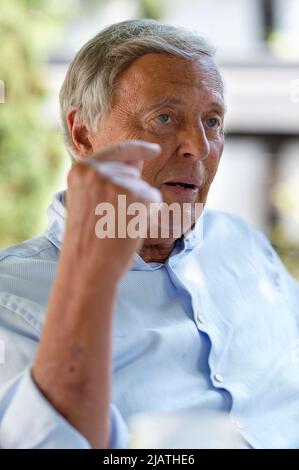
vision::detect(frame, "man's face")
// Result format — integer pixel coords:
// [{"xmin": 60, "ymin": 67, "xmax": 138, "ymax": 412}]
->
[
  {"xmin": 91, "ymin": 53, "xmax": 225, "ymax": 207},
  {"xmin": 89, "ymin": 53, "xmax": 225, "ymax": 236}
]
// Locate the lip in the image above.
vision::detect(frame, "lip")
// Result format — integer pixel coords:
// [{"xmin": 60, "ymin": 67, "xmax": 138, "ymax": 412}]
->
[
  {"xmin": 160, "ymin": 181, "xmax": 200, "ymax": 199},
  {"xmin": 161, "ymin": 185, "xmax": 198, "ymax": 197},
  {"xmin": 161, "ymin": 176, "xmax": 201, "ymax": 193},
  {"xmin": 162, "ymin": 176, "xmax": 201, "ymax": 187}
]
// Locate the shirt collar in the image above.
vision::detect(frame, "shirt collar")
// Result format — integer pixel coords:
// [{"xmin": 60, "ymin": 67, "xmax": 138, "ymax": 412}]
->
[
  {"xmin": 44, "ymin": 190, "xmax": 66, "ymax": 250},
  {"xmin": 44, "ymin": 190, "xmax": 203, "ymax": 267}
]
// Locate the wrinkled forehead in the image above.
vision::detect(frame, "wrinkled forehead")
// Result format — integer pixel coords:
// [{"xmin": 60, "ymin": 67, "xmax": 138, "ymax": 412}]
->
[{"xmin": 113, "ymin": 52, "xmax": 224, "ymax": 104}]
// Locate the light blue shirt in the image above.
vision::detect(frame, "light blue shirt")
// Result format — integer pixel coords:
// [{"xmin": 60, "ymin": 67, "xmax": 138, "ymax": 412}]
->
[{"xmin": 0, "ymin": 190, "xmax": 299, "ymax": 449}]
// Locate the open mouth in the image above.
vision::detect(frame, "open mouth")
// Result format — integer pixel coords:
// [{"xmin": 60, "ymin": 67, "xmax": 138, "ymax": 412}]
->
[{"xmin": 164, "ymin": 182, "xmax": 198, "ymax": 190}]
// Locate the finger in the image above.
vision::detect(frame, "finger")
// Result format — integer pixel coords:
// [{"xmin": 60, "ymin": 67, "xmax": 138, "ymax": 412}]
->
[
  {"xmin": 88, "ymin": 161, "xmax": 141, "ymax": 179},
  {"xmin": 87, "ymin": 140, "xmax": 161, "ymax": 165},
  {"xmin": 86, "ymin": 160, "xmax": 161, "ymax": 202},
  {"xmin": 107, "ymin": 174, "xmax": 162, "ymax": 203}
]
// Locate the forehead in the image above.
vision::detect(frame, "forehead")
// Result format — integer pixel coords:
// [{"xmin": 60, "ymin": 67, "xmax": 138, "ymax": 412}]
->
[{"xmin": 112, "ymin": 52, "xmax": 224, "ymax": 107}]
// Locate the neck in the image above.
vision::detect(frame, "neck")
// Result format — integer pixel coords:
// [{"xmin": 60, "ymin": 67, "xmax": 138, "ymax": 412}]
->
[
  {"xmin": 138, "ymin": 239, "xmax": 177, "ymax": 263},
  {"xmin": 64, "ymin": 191, "xmax": 179, "ymax": 263}
]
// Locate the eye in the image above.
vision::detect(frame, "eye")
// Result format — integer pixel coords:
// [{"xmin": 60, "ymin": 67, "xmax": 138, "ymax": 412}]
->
[
  {"xmin": 157, "ymin": 113, "xmax": 171, "ymax": 123},
  {"xmin": 206, "ymin": 117, "xmax": 220, "ymax": 129}
]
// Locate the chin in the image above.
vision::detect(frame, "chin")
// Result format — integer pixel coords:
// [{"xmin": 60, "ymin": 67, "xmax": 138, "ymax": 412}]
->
[{"xmin": 146, "ymin": 203, "xmax": 203, "ymax": 241}]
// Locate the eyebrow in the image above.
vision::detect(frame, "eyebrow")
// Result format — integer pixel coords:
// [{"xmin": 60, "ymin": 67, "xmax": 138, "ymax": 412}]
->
[{"xmin": 142, "ymin": 96, "xmax": 226, "ymax": 114}]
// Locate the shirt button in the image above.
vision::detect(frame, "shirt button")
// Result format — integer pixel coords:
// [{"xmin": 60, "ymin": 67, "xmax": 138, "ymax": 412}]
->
[
  {"xmin": 196, "ymin": 312, "xmax": 204, "ymax": 323},
  {"xmin": 214, "ymin": 373, "xmax": 223, "ymax": 383}
]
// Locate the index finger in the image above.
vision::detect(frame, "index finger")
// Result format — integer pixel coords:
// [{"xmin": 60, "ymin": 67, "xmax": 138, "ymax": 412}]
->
[{"xmin": 88, "ymin": 140, "xmax": 161, "ymax": 167}]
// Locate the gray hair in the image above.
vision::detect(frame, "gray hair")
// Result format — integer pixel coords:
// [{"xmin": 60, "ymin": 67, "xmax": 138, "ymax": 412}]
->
[{"xmin": 59, "ymin": 19, "xmax": 218, "ymax": 161}]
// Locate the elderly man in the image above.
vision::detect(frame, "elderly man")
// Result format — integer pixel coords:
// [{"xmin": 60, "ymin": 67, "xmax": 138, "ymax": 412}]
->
[{"xmin": 0, "ymin": 19, "xmax": 299, "ymax": 450}]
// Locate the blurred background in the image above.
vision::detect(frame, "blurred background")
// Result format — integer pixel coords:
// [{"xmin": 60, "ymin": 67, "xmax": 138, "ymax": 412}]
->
[{"xmin": 0, "ymin": 0, "xmax": 299, "ymax": 277}]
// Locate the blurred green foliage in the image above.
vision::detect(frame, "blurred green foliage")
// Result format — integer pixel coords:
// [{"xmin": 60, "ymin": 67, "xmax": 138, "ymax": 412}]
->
[
  {"xmin": 139, "ymin": 0, "xmax": 165, "ymax": 19},
  {"xmin": 271, "ymin": 226, "xmax": 299, "ymax": 280},
  {"xmin": 0, "ymin": 0, "xmax": 69, "ymax": 249},
  {"xmin": 0, "ymin": 0, "xmax": 165, "ymax": 251}
]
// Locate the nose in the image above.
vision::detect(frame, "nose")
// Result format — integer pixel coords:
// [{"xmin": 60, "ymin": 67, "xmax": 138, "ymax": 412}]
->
[{"xmin": 176, "ymin": 122, "xmax": 210, "ymax": 161}]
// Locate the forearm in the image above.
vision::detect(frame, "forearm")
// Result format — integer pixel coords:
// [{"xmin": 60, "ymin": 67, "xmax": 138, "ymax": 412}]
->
[
  {"xmin": 32, "ymin": 258, "xmax": 119, "ymax": 449},
  {"xmin": 30, "ymin": 140, "xmax": 160, "ymax": 449}
]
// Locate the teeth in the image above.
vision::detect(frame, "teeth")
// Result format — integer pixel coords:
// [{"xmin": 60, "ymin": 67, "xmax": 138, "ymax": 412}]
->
[{"xmin": 166, "ymin": 182, "xmax": 196, "ymax": 189}]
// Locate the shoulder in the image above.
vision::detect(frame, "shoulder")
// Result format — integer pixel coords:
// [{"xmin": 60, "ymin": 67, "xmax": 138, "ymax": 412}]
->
[
  {"xmin": 203, "ymin": 209, "xmax": 299, "ymax": 296},
  {"xmin": 0, "ymin": 235, "xmax": 58, "ymax": 264},
  {"xmin": 201, "ymin": 208, "xmax": 280, "ymax": 273},
  {"xmin": 0, "ymin": 236, "xmax": 59, "ymax": 333},
  {"xmin": 203, "ymin": 208, "xmax": 263, "ymax": 245}
]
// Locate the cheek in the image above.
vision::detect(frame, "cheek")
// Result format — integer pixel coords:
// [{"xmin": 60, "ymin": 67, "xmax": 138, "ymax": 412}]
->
[
  {"xmin": 92, "ymin": 113, "xmax": 139, "ymax": 149},
  {"xmin": 207, "ymin": 155, "xmax": 221, "ymax": 181},
  {"xmin": 200, "ymin": 142, "xmax": 223, "ymax": 201},
  {"xmin": 207, "ymin": 140, "xmax": 223, "ymax": 179},
  {"xmin": 141, "ymin": 149, "xmax": 171, "ymax": 185},
  {"xmin": 141, "ymin": 139, "xmax": 177, "ymax": 185},
  {"xmin": 141, "ymin": 160, "xmax": 160, "ymax": 185}
]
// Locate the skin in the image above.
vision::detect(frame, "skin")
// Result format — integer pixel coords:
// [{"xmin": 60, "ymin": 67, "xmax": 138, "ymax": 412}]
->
[
  {"xmin": 69, "ymin": 53, "xmax": 225, "ymax": 262},
  {"xmin": 32, "ymin": 53, "xmax": 225, "ymax": 449}
]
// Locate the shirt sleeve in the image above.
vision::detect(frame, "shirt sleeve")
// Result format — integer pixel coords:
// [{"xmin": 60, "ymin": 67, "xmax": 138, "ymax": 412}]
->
[{"xmin": 0, "ymin": 296, "xmax": 130, "ymax": 449}]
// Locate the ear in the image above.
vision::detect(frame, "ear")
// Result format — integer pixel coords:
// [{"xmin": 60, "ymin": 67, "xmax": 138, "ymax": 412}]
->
[{"xmin": 66, "ymin": 108, "xmax": 93, "ymax": 159}]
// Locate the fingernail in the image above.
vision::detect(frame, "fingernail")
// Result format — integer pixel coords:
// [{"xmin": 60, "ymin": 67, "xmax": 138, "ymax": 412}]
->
[{"xmin": 147, "ymin": 143, "xmax": 161, "ymax": 151}]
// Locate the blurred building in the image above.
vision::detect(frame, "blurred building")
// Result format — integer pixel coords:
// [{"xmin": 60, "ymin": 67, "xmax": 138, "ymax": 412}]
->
[{"xmin": 164, "ymin": 0, "xmax": 299, "ymax": 236}]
